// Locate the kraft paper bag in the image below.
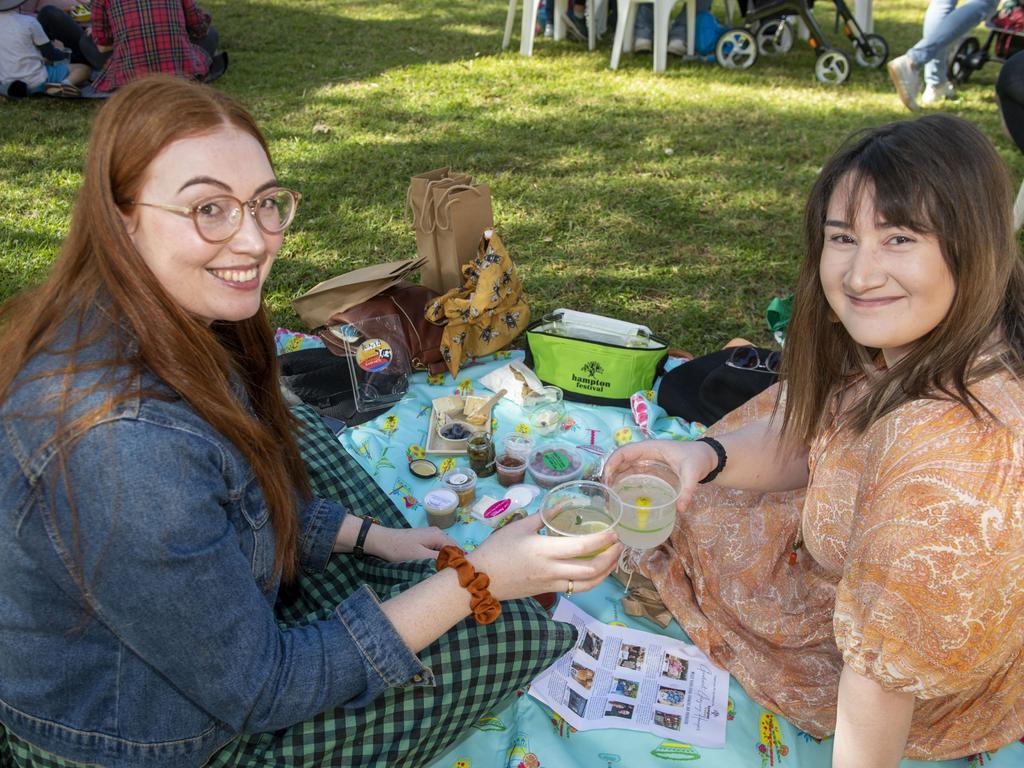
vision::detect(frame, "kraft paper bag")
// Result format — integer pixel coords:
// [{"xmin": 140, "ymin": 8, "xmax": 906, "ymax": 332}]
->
[
  {"xmin": 424, "ymin": 183, "xmax": 493, "ymax": 295},
  {"xmin": 291, "ymin": 257, "xmax": 425, "ymax": 329},
  {"xmin": 408, "ymin": 168, "xmax": 471, "ymax": 282}
]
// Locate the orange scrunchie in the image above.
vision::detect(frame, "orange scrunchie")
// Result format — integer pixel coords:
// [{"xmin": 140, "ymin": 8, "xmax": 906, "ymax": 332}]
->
[{"xmin": 435, "ymin": 545, "xmax": 502, "ymax": 625}]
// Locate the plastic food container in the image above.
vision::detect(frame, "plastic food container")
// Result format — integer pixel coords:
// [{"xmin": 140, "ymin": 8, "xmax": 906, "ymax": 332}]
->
[
  {"xmin": 442, "ymin": 467, "xmax": 478, "ymax": 508},
  {"xmin": 495, "ymin": 453, "xmax": 527, "ymax": 487},
  {"xmin": 527, "ymin": 441, "xmax": 584, "ymax": 489},
  {"xmin": 423, "ymin": 488, "xmax": 459, "ymax": 528}
]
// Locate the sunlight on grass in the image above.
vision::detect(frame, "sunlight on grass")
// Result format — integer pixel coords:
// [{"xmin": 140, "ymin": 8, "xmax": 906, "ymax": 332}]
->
[{"xmin": 1, "ymin": 0, "xmax": 1018, "ymax": 351}]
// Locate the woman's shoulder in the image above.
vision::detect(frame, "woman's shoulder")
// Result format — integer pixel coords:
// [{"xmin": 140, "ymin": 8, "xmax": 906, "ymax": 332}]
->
[
  {"xmin": 2, "ymin": 320, "xmax": 226, "ymax": 480},
  {"xmin": 883, "ymin": 368, "xmax": 1024, "ymax": 438}
]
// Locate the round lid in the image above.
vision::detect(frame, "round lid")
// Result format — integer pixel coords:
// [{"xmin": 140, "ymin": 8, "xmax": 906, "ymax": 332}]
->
[
  {"xmin": 447, "ymin": 471, "xmax": 471, "ymax": 486},
  {"xmin": 424, "ymin": 489, "xmax": 459, "ymax": 509},
  {"xmin": 503, "ymin": 483, "xmax": 541, "ymax": 507},
  {"xmin": 409, "ymin": 459, "xmax": 438, "ymax": 478}
]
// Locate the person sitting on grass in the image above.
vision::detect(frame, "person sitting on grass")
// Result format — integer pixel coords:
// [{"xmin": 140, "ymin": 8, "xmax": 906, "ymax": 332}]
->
[
  {"xmin": 87, "ymin": 0, "xmax": 226, "ymax": 93},
  {"xmin": 607, "ymin": 114, "xmax": 1024, "ymax": 765},
  {"xmin": 0, "ymin": 0, "xmax": 89, "ymax": 98},
  {"xmin": 0, "ymin": 74, "xmax": 622, "ymax": 767}
]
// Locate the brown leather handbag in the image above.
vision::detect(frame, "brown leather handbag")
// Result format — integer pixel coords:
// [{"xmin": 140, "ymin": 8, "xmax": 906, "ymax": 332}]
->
[{"xmin": 319, "ymin": 282, "xmax": 447, "ymax": 375}]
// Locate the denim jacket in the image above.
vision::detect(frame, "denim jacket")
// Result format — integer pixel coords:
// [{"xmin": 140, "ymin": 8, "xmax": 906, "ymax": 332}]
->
[{"xmin": 0, "ymin": 320, "xmax": 431, "ymax": 767}]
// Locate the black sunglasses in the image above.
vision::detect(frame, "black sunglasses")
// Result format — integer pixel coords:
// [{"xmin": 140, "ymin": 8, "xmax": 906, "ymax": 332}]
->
[{"xmin": 725, "ymin": 346, "xmax": 781, "ymax": 374}]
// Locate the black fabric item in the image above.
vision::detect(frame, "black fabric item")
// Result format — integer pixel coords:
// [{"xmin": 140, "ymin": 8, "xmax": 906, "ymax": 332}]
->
[
  {"xmin": 657, "ymin": 347, "xmax": 778, "ymax": 426},
  {"xmin": 998, "ymin": 51, "xmax": 1024, "ymax": 154},
  {"xmin": 278, "ymin": 347, "xmax": 391, "ymax": 427}
]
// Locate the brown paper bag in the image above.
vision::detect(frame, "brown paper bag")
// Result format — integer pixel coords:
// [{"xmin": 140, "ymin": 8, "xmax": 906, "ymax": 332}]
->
[
  {"xmin": 291, "ymin": 257, "xmax": 425, "ymax": 329},
  {"xmin": 423, "ymin": 183, "xmax": 493, "ymax": 294},
  {"xmin": 407, "ymin": 168, "xmax": 470, "ymax": 281}
]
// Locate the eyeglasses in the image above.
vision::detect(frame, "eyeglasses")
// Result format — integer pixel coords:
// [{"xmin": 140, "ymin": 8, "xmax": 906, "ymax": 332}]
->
[
  {"xmin": 726, "ymin": 346, "xmax": 781, "ymax": 374},
  {"xmin": 130, "ymin": 188, "xmax": 301, "ymax": 244}
]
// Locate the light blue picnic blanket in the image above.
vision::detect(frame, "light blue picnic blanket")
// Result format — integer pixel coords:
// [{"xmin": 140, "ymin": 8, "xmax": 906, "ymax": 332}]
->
[{"xmin": 336, "ymin": 352, "xmax": 1023, "ymax": 768}]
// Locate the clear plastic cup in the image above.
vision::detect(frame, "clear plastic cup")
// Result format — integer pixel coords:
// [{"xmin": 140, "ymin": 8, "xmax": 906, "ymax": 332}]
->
[
  {"xmin": 540, "ymin": 480, "xmax": 622, "ymax": 559},
  {"xmin": 524, "ymin": 386, "xmax": 565, "ymax": 436},
  {"xmin": 604, "ymin": 459, "xmax": 680, "ymax": 550}
]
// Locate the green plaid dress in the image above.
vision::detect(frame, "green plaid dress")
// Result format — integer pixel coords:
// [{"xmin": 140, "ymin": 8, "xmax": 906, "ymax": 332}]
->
[{"xmin": 0, "ymin": 405, "xmax": 576, "ymax": 768}]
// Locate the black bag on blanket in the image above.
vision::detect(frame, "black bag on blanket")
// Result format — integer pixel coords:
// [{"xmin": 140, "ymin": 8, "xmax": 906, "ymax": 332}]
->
[
  {"xmin": 657, "ymin": 347, "xmax": 779, "ymax": 426},
  {"xmin": 278, "ymin": 347, "xmax": 392, "ymax": 426}
]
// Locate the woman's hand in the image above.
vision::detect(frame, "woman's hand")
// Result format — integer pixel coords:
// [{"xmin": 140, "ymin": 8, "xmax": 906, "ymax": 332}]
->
[
  {"xmin": 467, "ymin": 513, "xmax": 624, "ymax": 601},
  {"xmin": 364, "ymin": 525, "xmax": 458, "ymax": 562},
  {"xmin": 603, "ymin": 439, "xmax": 718, "ymax": 515}
]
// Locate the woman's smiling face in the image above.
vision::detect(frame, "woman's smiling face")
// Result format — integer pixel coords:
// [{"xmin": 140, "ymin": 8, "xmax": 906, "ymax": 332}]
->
[
  {"xmin": 123, "ymin": 126, "xmax": 282, "ymax": 325},
  {"xmin": 819, "ymin": 179, "xmax": 957, "ymax": 367}
]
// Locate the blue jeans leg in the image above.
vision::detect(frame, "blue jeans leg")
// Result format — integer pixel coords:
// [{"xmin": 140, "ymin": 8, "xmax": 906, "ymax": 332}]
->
[
  {"xmin": 909, "ymin": 0, "xmax": 999, "ymax": 86},
  {"xmin": 667, "ymin": 0, "xmax": 713, "ymax": 41},
  {"xmin": 634, "ymin": 4, "xmax": 654, "ymax": 41}
]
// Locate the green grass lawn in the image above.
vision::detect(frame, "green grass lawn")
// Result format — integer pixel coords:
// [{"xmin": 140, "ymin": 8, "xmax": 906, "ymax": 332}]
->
[{"xmin": 0, "ymin": 0, "xmax": 1017, "ymax": 353}]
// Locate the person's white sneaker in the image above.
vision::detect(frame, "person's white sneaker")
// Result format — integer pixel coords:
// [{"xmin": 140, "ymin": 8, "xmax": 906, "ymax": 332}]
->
[
  {"xmin": 667, "ymin": 37, "xmax": 686, "ymax": 56},
  {"xmin": 887, "ymin": 54, "xmax": 922, "ymax": 111},
  {"xmin": 634, "ymin": 36, "xmax": 652, "ymax": 52},
  {"xmin": 921, "ymin": 82, "xmax": 956, "ymax": 106}
]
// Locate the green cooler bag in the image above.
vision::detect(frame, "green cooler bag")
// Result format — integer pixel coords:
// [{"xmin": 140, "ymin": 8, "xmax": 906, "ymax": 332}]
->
[{"xmin": 524, "ymin": 309, "xmax": 668, "ymax": 407}]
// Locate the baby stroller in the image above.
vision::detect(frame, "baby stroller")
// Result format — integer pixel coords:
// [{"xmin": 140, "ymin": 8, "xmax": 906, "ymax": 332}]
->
[
  {"xmin": 949, "ymin": 0, "xmax": 1024, "ymax": 84},
  {"xmin": 715, "ymin": 0, "xmax": 889, "ymax": 84}
]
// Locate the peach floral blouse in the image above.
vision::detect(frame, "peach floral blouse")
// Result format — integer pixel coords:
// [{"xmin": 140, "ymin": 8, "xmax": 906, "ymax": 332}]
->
[{"xmin": 643, "ymin": 371, "xmax": 1024, "ymax": 760}]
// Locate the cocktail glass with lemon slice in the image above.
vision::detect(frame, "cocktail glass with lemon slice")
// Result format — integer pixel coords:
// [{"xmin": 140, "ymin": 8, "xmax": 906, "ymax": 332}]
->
[
  {"xmin": 539, "ymin": 480, "xmax": 622, "ymax": 560},
  {"xmin": 603, "ymin": 459, "xmax": 681, "ymax": 587}
]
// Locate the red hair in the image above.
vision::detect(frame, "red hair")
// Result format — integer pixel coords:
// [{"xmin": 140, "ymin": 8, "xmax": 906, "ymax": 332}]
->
[{"xmin": 0, "ymin": 75, "xmax": 309, "ymax": 582}]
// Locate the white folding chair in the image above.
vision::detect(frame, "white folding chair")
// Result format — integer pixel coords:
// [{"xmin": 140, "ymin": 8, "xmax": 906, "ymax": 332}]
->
[{"xmin": 610, "ymin": 0, "xmax": 696, "ymax": 73}]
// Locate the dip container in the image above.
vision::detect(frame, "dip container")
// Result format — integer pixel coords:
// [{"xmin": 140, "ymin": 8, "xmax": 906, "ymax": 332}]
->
[
  {"xmin": 495, "ymin": 453, "xmax": 527, "ymax": 487},
  {"xmin": 442, "ymin": 467, "xmax": 478, "ymax": 508},
  {"xmin": 527, "ymin": 441, "xmax": 584, "ymax": 489},
  {"xmin": 423, "ymin": 488, "xmax": 459, "ymax": 528}
]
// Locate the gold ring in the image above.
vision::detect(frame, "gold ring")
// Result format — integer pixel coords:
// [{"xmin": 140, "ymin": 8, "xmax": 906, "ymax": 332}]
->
[{"xmin": 566, "ymin": 579, "xmax": 575, "ymax": 597}]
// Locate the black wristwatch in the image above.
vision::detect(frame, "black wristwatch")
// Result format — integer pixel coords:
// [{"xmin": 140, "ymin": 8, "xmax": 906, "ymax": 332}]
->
[
  {"xmin": 352, "ymin": 516, "xmax": 374, "ymax": 559},
  {"xmin": 696, "ymin": 436, "xmax": 727, "ymax": 484}
]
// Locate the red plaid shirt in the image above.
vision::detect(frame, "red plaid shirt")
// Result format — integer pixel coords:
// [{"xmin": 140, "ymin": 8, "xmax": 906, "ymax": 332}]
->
[{"xmin": 90, "ymin": 0, "xmax": 212, "ymax": 92}]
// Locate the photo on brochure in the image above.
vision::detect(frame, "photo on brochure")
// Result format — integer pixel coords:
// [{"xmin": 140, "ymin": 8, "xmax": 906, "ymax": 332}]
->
[
  {"xmin": 656, "ymin": 685, "xmax": 686, "ymax": 707},
  {"xmin": 662, "ymin": 652, "xmax": 689, "ymax": 680},
  {"xmin": 605, "ymin": 701, "xmax": 635, "ymax": 719},
  {"xmin": 567, "ymin": 688, "xmax": 588, "ymax": 717},
  {"xmin": 618, "ymin": 643, "xmax": 645, "ymax": 671},
  {"xmin": 580, "ymin": 629, "xmax": 603, "ymax": 661},
  {"xmin": 654, "ymin": 710, "xmax": 683, "ymax": 731},
  {"xmin": 570, "ymin": 661, "xmax": 596, "ymax": 690},
  {"xmin": 612, "ymin": 677, "xmax": 639, "ymax": 698}
]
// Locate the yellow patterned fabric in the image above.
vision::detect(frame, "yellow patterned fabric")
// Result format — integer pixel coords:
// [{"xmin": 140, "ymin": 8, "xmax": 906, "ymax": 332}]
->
[
  {"xmin": 425, "ymin": 231, "xmax": 529, "ymax": 377},
  {"xmin": 643, "ymin": 370, "xmax": 1024, "ymax": 760}
]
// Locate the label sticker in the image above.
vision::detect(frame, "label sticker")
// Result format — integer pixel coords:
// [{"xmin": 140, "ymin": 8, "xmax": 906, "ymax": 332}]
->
[
  {"xmin": 483, "ymin": 498, "xmax": 513, "ymax": 519},
  {"xmin": 542, "ymin": 450, "xmax": 570, "ymax": 471},
  {"xmin": 356, "ymin": 339, "xmax": 393, "ymax": 372}
]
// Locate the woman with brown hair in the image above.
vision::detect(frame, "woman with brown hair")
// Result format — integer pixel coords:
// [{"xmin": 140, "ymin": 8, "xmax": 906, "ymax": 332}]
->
[
  {"xmin": 0, "ymin": 74, "xmax": 622, "ymax": 767},
  {"xmin": 607, "ymin": 114, "xmax": 1024, "ymax": 766}
]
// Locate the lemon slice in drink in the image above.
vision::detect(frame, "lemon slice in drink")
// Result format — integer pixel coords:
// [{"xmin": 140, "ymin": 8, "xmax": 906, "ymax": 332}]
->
[{"xmin": 635, "ymin": 496, "xmax": 651, "ymax": 529}]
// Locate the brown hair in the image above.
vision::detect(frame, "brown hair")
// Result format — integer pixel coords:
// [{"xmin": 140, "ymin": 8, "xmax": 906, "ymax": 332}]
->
[
  {"xmin": 0, "ymin": 75, "xmax": 309, "ymax": 582},
  {"xmin": 782, "ymin": 114, "xmax": 1024, "ymax": 445}
]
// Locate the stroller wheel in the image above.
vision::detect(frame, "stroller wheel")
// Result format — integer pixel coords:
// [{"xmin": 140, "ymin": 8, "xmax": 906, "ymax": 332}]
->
[
  {"xmin": 949, "ymin": 36, "xmax": 980, "ymax": 84},
  {"xmin": 716, "ymin": 28, "xmax": 758, "ymax": 70},
  {"xmin": 815, "ymin": 49, "xmax": 851, "ymax": 85},
  {"xmin": 756, "ymin": 19, "xmax": 794, "ymax": 56},
  {"xmin": 853, "ymin": 33, "xmax": 889, "ymax": 68}
]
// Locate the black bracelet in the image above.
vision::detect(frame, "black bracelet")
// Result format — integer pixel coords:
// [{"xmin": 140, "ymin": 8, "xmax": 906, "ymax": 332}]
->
[
  {"xmin": 696, "ymin": 436, "xmax": 727, "ymax": 484},
  {"xmin": 352, "ymin": 516, "xmax": 374, "ymax": 559}
]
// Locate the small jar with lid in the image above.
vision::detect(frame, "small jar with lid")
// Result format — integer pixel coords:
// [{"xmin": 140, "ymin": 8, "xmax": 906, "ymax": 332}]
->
[
  {"xmin": 466, "ymin": 433, "xmax": 496, "ymax": 478},
  {"xmin": 423, "ymin": 488, "xmax": 459, "ymax": 529},
  {"xmin": 442, "ymin": 467, "xmax": 478, "ymax": 508}
]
